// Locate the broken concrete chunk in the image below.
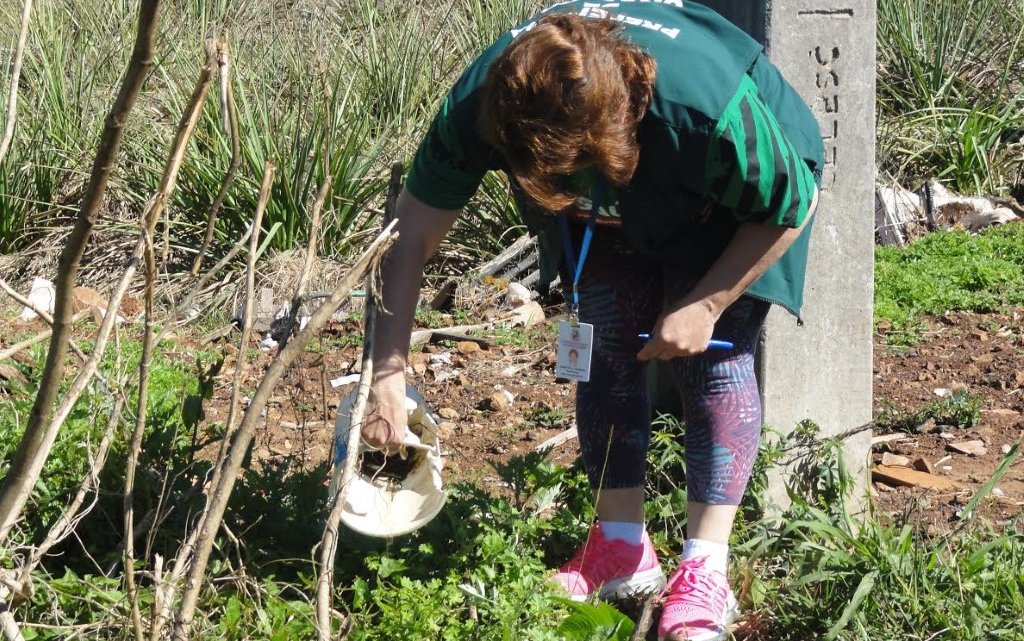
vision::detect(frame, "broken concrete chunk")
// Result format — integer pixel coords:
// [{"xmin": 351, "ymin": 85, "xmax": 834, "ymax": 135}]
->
[
  {"xmin": 947, "ymin": 440, "xmax": 987, "ymax": 457},
  {"xmin": 911, "ymin": 457, "xmax": 936, "ymax": 474},
  {"xmin": 872, "ymin": 465, "xmax": 960, "ymax": 491},
  {"xmin": 880, "ymin": 453, "xmax": 911, "ymax": 467}
]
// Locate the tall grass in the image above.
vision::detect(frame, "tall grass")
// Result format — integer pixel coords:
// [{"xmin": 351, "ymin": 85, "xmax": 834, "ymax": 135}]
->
[
  {"xmin": 877, "ymin": 0, "xmax": 1024, "ymax": 194},
  {"xmin": 0, "ymin": 0, "xmax": 539, "ymax": 266}
]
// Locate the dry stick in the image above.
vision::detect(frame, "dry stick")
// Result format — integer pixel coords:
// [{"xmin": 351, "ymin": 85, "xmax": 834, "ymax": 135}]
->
[
  {"xmin": 278, "ymin": 176, "xmax": 331, "ymax": 350},
  {"xmin": 315, "ymin": 300, "xmax": 375, "ymax": 641},
  {"xmin": 208, "ymin": 162, "xmax": 275, "ymax": 489},
  {"xmin": 0, "ymin": 0, "xmax": 163, "ymax": 545},
  {"xmin": 314, "ymin": 163, "xmax": 402, "ymax": 641},
  {"xmin": 190, "ymin": 35, "xmax": 241, "ymax": 277},
  {"xmin": 123, "ymin": 230, "xmax": 160, "ymax": 641},
  {"xmin": 0, "ymin": 0, "xmax": 33, "ymax": 167},
  {"xmin": 628, "ymin": 593, "xmax": 658, "ymax": 641},
  {"xmin": 170, "ymin": 221, "xmax": 398, "ymax": 641}
]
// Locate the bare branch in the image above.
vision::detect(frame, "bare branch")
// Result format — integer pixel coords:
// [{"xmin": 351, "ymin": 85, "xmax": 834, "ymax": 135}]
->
[
  {"xmin": 171, "ymin": 221, "xmax": 399, "ymax": 641},
  {"xmin": 0, "ymin": 0, "xmax": 164, "ymax": 545},
  {"xmin": 315, "ymin": 163, "xmax": 402, "ymax": 640},
  {"xmin": 0, "ymin": 0, "xmax": 33, "ymax": 166},
  {"xmin": 279, "ymin": 175, "xmax": 331, "ymax": 350},
  {"xmin": 191, "ymin": 33, "xmax": 242, "ymax": 276}
]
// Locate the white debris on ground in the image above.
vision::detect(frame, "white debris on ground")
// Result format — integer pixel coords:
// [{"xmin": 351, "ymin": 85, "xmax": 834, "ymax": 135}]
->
[{"xmin": 875, "ymin": 179, "xmax": 1023, "ymax": 245}]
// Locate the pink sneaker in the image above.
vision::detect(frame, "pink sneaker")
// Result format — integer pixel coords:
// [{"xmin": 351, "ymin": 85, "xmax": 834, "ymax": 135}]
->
[
  {"xmin": 658, "ymin": 557, "xmax": 739, "ymax": 641},
  {"xmin": 550, "ymin": 523, "xmax": 666, "ymax": 601}
]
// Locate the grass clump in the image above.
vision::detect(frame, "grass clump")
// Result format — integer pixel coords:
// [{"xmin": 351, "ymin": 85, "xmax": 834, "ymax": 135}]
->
[
  {"xmin": 874, "ymin": 223, "xmax": 1024, "ymax": 342},
  {"xmin": 876, "ymin": 388, "xmax": 983, "ymax": 433}
]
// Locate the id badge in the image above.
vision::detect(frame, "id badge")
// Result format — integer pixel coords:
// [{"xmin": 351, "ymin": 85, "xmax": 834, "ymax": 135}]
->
[{"xmin": 556, "ymin": 320, "xmax": 594, "ymax": 382}]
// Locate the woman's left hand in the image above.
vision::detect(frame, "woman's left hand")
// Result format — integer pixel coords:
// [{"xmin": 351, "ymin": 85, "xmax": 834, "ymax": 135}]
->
[{"xmin": 637, "ymin": 300, "xmax": 718, "ymax": 361}]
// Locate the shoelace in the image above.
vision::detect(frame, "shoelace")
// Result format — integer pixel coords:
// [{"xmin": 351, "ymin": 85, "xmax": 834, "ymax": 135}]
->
[{"xmin": 662, "ymin": 557, "xmax": 725, "ymax": 610}]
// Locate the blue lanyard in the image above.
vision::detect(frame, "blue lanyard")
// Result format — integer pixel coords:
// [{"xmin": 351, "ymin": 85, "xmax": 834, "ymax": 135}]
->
[{"xmin": 558, "ymin": 179, "xmax": 606, "ymax": 315}]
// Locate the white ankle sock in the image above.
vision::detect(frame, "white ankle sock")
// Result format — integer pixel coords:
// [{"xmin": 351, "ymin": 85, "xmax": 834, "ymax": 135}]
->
[
  {"xmin": 682, "ymin": 538, "xmax": 729, "ymax": 574},
  {"xmin": 599, "ymin": 521, "xmax": 645, "ymax": 546}
]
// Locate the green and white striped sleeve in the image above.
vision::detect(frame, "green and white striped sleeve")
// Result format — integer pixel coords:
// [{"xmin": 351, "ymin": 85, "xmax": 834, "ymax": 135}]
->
[{"xmin": 703, "ymin": 75, "xmax": 817, "ymax": 228}]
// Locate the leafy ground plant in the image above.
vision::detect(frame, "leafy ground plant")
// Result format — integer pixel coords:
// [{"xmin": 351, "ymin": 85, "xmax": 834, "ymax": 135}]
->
[{"xmin": 875, "ymin": 223, "xmax": 1024, "ymax": 343}]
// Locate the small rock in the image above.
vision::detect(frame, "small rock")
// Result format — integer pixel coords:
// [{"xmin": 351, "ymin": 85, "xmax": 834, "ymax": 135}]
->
[
  {"xmin": 438, "ymin": 407, "xmax": 459, "ymax": 420},
  {"xmin": 873, "ymin": 482, "xmax": 895, "ymax": 493},
  {"xmin": 881, "ymin": 453, "xmax": 911, "ymax": 467},
  {"xmin": 457, "ymin": 341, "xmax": 482, "ymax": 355},
  {"xmin": 982, "ymin": 408, "xmax": 1021, "ymax": 420},
  {"xmin": 488, "ymin": 444, "xmax": 509, "ymax": 455},
  {"xmin": 412, "ymin": 362, "xmax": 428, "ymax": 375},
  {"xmin": 941, "ymin": 465, "xmax": 953, "ymax": 472},
  {"xmin": 284, "ymin": 439, "xmax": 292, "ymax": 450},
  {"xmin": 911, "ymin": 457, "xmax": 935, "ymax": 474},
  {"xmin": 481, "ymin": 390, "xmax": 515, "ymax": 412},
  {"xmin": 436, "ymin": 421, "xmax": 456, "ymax": 440},
  {"xmin": 524, "ymin": 430, "xmax": 540, "ymax": 442},
  {"xmin": 992, "ymin": 487, "xmax": 1006, "ymax": 497},
  {"xmin": 939, "ymin": 432, "xmax": 955, "ymax": 440},
  {"xmin": 915, "ymin": 418, "xmax": 938, "ymax": 434},
  {"xmin": 933, "ymin": 388, "xmax": 952, "ymax": 397},
  {"xmin": 1001, "ymin": 444, "xmax": 1013, "ymax": 455},
  {"xmin": 948, "ymin": 440, "xmax": 987, "ymax": 457}
]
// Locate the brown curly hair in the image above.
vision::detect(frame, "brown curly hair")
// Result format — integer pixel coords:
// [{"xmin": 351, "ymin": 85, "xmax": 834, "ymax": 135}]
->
[{"xmin": 479, "ymin": 14, "xmax": 657, "ymax": 212}]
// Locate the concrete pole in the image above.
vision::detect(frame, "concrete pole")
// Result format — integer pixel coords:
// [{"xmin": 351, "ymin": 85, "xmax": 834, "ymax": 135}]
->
[{"xmin": 700, "ymin": 0, "xmax": 877, "ymax": 509}]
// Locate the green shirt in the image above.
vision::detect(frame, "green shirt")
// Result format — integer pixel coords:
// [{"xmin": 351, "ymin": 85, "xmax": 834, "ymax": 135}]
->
[{"xmin": 406, "ymin": 0, "xmax": 824, "ymax": 316}]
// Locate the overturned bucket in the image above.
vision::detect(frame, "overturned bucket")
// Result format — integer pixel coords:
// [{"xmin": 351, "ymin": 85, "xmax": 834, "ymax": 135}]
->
[{"xmin": 327, "ymin": 384, "xmax": 446, "ymax": 538}]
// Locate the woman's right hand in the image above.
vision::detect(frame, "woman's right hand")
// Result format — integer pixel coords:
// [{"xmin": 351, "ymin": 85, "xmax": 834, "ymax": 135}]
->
[{"xmin": 361, "ymin": 377, "xmax": 409, "ymax": 453}]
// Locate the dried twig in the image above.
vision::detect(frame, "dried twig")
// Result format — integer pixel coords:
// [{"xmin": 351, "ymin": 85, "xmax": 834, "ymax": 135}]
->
[
  {"xmin": 316, "ymin": 296, "xmax": 374, "ymax": 641},
  {"xmin": 628, "ymin": 593, "xmax": 658, "ymax": 641},
  {"xmin": 0, "ymin": 0, "xmax": 33, "ymax": 166},
  {"xmin": 170, "ymin": 221, "xmax": 398, "ymax": 641},
  {"xmin": 279, "ymin": 175, "xmax": 331, "ymax": 350},
  {"xmin": 314, "ymin": 165, "xmax": 401, "ymax": 641},
  {"xmin": 0, "ymin": 0, "xmax": 163, "ymax": 545},
  {"xmin": 209, "ymin": 161, "xmax": 275, "ymax": 486},
  {"xmin": 191, "ymin": 33, "xmax": 241, "ymax": 276}
]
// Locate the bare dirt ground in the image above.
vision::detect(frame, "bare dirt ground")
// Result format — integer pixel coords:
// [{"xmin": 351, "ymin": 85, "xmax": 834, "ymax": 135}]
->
[{"xmin": 2, "ymin": 304, "xmax": 1022, "ymax": 529}]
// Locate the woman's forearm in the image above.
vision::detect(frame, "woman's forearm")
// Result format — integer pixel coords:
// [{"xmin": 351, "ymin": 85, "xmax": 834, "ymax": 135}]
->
[
  {"xmin": 681, "ymin": 189, "xmax": 819, "ymax": 318},
  {"xmin": 372, "ymin": 189, "xmax": 459, "ymax": 388}
]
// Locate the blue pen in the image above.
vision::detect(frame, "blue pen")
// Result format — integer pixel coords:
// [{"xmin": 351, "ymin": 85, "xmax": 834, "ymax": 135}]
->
[{"xmin": 638, "ymin": 334, "xmax": 734, "ymax": 350}]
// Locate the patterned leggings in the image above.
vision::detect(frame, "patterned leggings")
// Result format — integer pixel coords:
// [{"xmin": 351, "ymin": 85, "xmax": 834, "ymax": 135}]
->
[{"xmin": 565, "ymin": 227, "xmax": 769, "ymax": 506}]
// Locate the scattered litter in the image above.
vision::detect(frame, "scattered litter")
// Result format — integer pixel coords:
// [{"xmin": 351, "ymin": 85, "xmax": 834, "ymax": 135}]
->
[
  {"xmin": 507, "ymin": 301, "xmax": 545, "ymax": 328},
  {"xmin": 330, "ymin": 373, "xmax": 361, "ymax": 388},
  {"xmin": 505, "ymin": 282, "xmax": 533, "ymax": 306},
  {"xmin": 20, "ymin": 277, "xmax": 55, "ymax": 321},
  {"xmin": 433, "ymin": 368, "xmax": 463, "ymax": 384},
  {"xmin": 948, "ymin": 440, "xmax": 987, "ymax": 457},
  {"xmin": 941, "ymin": 465, "xmax": 953, "ymax": 472},
  {"xmin": 259, "ymin": 335, "xmax": 279, "ymax": 351},
  {"xmin": 429, "ymin": 353, "xmax": 454, "ymax": 366}
]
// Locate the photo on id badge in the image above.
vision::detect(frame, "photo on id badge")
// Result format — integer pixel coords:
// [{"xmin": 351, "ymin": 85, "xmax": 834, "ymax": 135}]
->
[{"xmin": 556, "ymin": 320, "xmax": 593, "ymax": 382}]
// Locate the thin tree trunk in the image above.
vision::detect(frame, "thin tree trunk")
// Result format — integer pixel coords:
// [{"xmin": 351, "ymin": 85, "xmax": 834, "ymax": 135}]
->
[
  {"xmin": 316, "ymin": 164, "xmax": 401, "ymax": 640},
  {"xmin": 0, "ymin": 0, "xmax": 33, "ymax": 167},
  {"xmin": 0, "ymin": 0, "xmax": 163, "ymax": 545},
  {"xmin": 207, "ymin": 161, "xmax": 275, "ymax": 489},
  {"xmin": 315, "ymin": 301, "xmax": 376, "ymax": 641},
  {"xmin": 171, "ymin": 221, "xmax": 398, "ymax": 641},
  {"xmin": 190, "ymin": 35, "xmax": 241, "ymax": 276}
]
